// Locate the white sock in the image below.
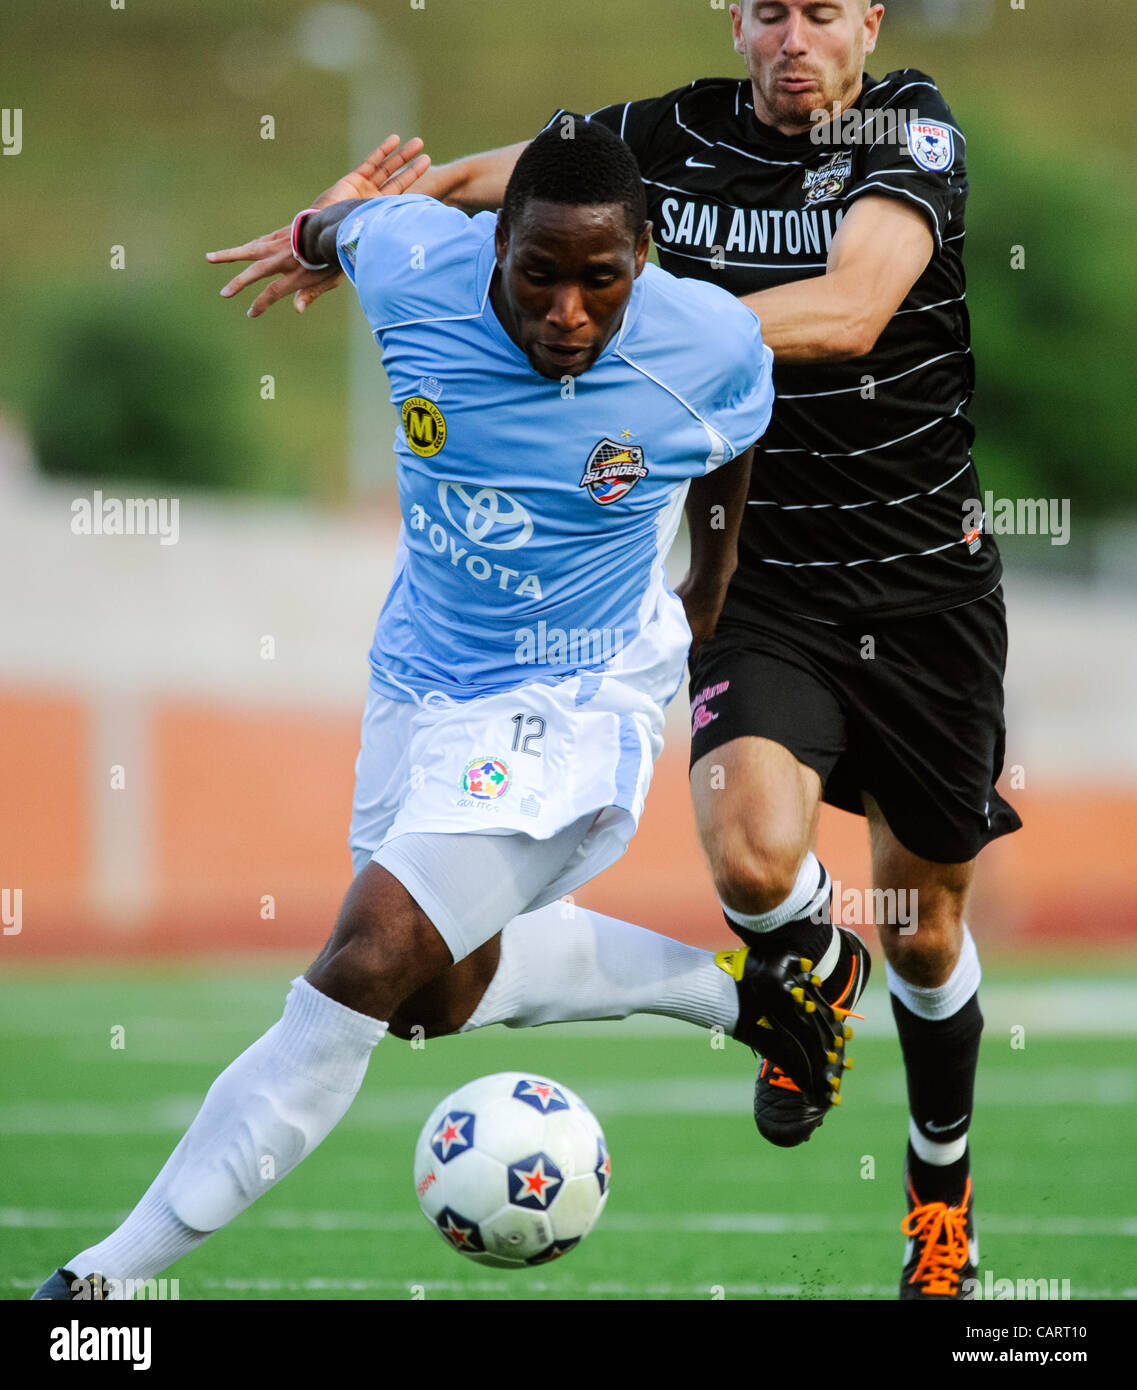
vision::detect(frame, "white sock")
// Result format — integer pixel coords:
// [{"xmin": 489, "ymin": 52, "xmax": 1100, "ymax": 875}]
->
[
  {"xmin": 886, "ymin": 923, "xmax": 981, "ymax": 1022},
  {"xmin": 460, "ymin": 903, "xmax": 739, "ymax": 1034},
  {"xmin": 719, "ymin": 851, "xmax": 831, "ymax": 934},
  {"xmin": 65, "ymin": 977, "xmax": 386, "ymax": 1294}
]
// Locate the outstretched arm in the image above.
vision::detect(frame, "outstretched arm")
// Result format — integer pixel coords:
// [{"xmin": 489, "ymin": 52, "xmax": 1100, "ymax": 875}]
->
[
  {"xmin": 206, "ymin": 134, "xmax": 430, "ymax": 318},
  {"xmin": 410, "ymin": 141, "xmax": 529, "ymax": 214}
]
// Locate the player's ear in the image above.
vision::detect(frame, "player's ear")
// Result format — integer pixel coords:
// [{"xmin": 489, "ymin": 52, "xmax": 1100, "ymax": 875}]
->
[
  {"xmin": 494, "ymin": 217, "xmax": 510, "ymax": 266},
  {"xmin": 863, "ymin": 3, "xmax": 884, "ymax": 54},
  {"xmin": 730, "ymin": 4, "xmax": 744, "ymax": 52},
  {"xmin": 632, "ymin": 222, "xmax": 652, "ymax": 277}
]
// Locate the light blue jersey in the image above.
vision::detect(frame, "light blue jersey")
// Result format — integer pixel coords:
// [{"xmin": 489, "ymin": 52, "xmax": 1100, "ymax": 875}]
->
[{"xmin": 337, "ymin": 194, "xmax": 773, "ymax": 703}]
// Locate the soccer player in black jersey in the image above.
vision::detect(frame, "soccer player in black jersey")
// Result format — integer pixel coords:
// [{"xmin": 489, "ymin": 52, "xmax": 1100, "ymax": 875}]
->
[{"xmin": 218, "ymin": 0, "xmax": 1019, "ymax": 1302}]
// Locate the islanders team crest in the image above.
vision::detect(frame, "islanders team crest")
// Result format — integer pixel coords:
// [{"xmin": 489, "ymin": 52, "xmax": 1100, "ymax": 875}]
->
[
  {"xmin": 461, "ymin": 757, "xmax": 511, "ymax": 800},
  {"xmin": 906, "ymin": 121, "xmax": 955, "ymax": 173},
  {"xmin": 580, "ymin": 439, "xmax": 649, "ymax": 505}
]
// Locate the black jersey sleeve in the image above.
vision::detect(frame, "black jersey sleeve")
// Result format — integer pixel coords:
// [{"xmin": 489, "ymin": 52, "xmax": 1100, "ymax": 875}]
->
[{"xmin": 845, "ymin": 71, "xmax": 966, "ymax": 251}]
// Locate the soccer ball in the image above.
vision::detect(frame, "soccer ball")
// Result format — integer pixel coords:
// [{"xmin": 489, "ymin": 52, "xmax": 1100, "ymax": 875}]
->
[{"xmin": 413, "ymin": 1071, "xmax": 611, "ymax": 1268}]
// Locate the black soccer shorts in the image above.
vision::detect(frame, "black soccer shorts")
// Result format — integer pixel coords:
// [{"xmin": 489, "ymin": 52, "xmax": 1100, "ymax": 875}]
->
[{"xmin": 687, "ymin": 588, "xmax": 1022, "ymax": 864}]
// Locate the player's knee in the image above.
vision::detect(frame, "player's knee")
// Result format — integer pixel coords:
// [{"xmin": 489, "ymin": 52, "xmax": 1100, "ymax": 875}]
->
[
  {"xmin": 387, "ymin": 937, "xmax": 501, "ymax": 1040},
  {"xmin": 311, "ymin": 896, "xmax": 451, "ymax": 1019},
  {"xmin": 714, "ymin": 842, "xmax": 803, "ymax": 916},
  {"xmin": 880, "ymin": 922, "xmax": 960, "ymax": 989}
]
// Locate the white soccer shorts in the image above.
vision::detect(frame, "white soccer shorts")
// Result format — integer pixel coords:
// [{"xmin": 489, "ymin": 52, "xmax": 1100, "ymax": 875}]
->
[{"xmin": 349, "ymin": 588, "xmax": 688, "ymax": 961}]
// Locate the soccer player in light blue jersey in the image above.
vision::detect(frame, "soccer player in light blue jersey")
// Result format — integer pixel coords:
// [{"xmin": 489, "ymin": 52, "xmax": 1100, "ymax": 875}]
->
[{"xmin": 33, "ymin": 123, "xmax": 852, "ymax": 1297}]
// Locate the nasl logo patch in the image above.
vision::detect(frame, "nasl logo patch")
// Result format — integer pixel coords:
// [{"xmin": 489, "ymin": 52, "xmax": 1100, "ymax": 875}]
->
[
  {"xmin": 580, "ymin": 439, "xmax": 649, "ymax": 505},
  {"xmin": 906, "ymin": 121, "xmax": 954, "ymax": 173},
  {"xmin": 461, "ymin": 757, "xmax": 510, "ymax": 800}
]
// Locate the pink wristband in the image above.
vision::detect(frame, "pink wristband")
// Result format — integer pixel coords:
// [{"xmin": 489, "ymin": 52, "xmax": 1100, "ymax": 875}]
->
[{"xmin": 290, "ymin": 208, "xmax": 330, "ymax": 271}]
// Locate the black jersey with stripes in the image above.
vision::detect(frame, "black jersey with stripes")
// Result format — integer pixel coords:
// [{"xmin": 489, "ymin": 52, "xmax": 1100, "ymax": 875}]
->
[{"xmin": 562, "ymin": 70, "xmax": 1001, "ymax": 622}]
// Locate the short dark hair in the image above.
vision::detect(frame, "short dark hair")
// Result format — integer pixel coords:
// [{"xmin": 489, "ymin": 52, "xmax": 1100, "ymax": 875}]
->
[{"xmin": 501, "ymin": 116, "xmax": 648, "ymax": 242}]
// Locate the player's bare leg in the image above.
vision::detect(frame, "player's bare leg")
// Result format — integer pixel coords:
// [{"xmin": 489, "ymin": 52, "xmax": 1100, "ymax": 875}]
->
[
  {"xmin": 426, "ymin": 738, "xmax": 867, "ymax": 1128},
  {"xmin": 690, "ymin": 735, "xmax": 821, "ymax": 919},
  {"xmin": 389, "ymin": 910, "xmax": 748, "ymax": 1039},
  {"xmin": 307, "ymin": 860, "xmax": 453, "ymax": 1017},
  {"xmin": 689, "ymin": 736, "xmax": 871, "ymax": 1137},
  {"xmin": 388, "ymin": 740, "xmax": 828, "ymax": 1046},
  {"xmin": 381, "ymin": 816, "xmax": 742, "ymax": 1044},
  {"xmin": 864, "ymin": 794, "xmax": 982, "ymax": 1300},
  {"xmin": 33, "ymin": 865, "xmax": 453, "ymax": 1299},
  {"xmin": 389, "ymin": 937, "xmax": 502, "ymax": 1039}
]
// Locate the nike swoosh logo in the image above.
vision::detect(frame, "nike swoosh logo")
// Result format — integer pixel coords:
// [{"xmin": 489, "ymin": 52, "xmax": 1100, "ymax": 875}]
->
[
  {"xmin": 685, "ymin": 155, "xmax": 715, "ymax": 169},
  {"xmin": 925, "ymin": 1115, "xmax": 969, "ymax": 1133}
]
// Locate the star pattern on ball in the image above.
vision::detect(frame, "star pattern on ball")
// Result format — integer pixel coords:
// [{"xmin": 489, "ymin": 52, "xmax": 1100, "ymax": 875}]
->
[
  {"xmin": 435, "ymin": 1206, "xmax": 485, "ymax": 1252},
  {"xmin": 512, "ymin": 1079, "xmax": 570, "ymax": 1113},
  {"xmin": 507, "ymin": 1152, "xmax": 563, "ymax": 1209},
  {"xmin": 527, "ymin": 1237, "xmax": 582, "ymax": 1266},
  {"xmin": 430, "ymin": 1110, "xmax": 474, "ymax": 1163},
  {"xmin": 595, "ymin": 1139, "xmax": 612, "ymax": 1195}
]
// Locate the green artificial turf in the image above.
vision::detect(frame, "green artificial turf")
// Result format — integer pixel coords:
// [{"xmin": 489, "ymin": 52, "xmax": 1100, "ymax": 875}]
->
[{"xmin": 2, "ymin": 959, "xmax": 1134, "ymax": 1300}]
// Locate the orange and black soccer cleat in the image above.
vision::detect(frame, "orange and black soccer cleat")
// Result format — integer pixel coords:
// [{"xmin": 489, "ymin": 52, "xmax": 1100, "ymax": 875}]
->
[
  {"xmin": 900, "ymin": 1174, "xmax": 979, "ymax": 1300},
  {"xmin": 717, "ymin": 927, "xmax": 867, "ymax": 1130},
  {"xmin": 748, "ymin": 927, "xmax": 871, "ymax": 1146}
]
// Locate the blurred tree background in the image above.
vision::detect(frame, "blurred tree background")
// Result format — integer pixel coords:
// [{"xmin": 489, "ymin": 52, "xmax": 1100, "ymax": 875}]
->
[{"xmin": 1, "ymin": 0, "xmax": 1133, "ymax": 526}]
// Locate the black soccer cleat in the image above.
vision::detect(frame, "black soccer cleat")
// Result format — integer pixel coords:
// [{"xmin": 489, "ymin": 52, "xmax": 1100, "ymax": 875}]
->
[
  {"xmin": 900, "ymin": 1174, "xmax": 979, "ymax": 1300},
  {"xmin": 30, "ymin": 1267, "xmax": 109, "ymax": 1300},
  {"xmin": 752, "ymin": 927, "xmax": 871, "ymax": 1146},
  {"xmin": 716, "ymin": 936, "xmax": 862, "ymax": 1119}
]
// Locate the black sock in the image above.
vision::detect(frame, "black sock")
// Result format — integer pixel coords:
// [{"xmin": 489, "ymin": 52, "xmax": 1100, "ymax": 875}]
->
[
  {"xmin": 725, "ymin": 910, "xmax": 834, "ymax": 969},
  {"xmin": 906, "ymin": 1142, "xmax": 971, "ymax": 1207},
  {"xmin": 723, "ymin": 859, "xmax": 834, "ymax": 967},
  {"xmin": 891, "ymin": 990, "xmax": 983, "ymax": 1204}
]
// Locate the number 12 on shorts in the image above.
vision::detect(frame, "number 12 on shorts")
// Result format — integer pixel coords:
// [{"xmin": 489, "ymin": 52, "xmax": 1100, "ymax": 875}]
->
[{"xmin": 510, "ymin": 714, "xmax": 546, "ymax": 758}]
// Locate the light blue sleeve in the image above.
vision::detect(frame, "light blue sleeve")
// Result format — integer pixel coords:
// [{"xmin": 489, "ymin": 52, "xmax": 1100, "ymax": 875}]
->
[
  {"xmin": 335, "ymin": 194, "xmax": 476, "ymax": 335},
  {"xmin": 700, "ymin": 300, "xmax": 775, "ymax": 468}
]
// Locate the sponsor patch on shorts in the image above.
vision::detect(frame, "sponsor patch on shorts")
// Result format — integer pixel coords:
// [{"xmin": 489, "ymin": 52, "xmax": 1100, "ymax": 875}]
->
[
  {"xmin": 691, "ymin": 679, "xmax": 730, "ymax": 735},
  {"xmin": 460, "ymin": 757, "xmax": 511, "ymax": 800}
]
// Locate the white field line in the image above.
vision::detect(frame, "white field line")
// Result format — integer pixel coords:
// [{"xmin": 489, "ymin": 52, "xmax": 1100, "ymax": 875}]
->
[
  {"xmin": 5, "ymin": 1274, "xmax": 1136, "ymax": 1299},
  {"xmin": 1, "ymin": 1065, "xmax": 1134, "ymax": 1136},
  {"xmin": 2, "ymin": 983, "xmax": 1135, "ymax": 1067},
  {"xmin": 565, "ymin": 981, "xmax": 1137, "ymax": 1038},
  {"xmin": 4, "ymin": 1207, "xmax": 1136, "ymax": 1238}
]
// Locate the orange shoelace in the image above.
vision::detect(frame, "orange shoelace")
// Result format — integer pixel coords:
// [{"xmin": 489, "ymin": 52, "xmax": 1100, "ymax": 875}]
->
[{"xmin": 901, "ymin": 1178, "xmax": 973, "ymax": 1296}]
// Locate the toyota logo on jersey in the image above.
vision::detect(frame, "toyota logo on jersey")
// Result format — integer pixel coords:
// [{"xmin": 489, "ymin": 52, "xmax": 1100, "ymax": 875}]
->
[
  {"xmin": 437, "ymin": 482, "xmax": 534, "ymax": 549},
  {"xmin": 580, "ymin": 439, "xmax": 649, "ymax": 505}
]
